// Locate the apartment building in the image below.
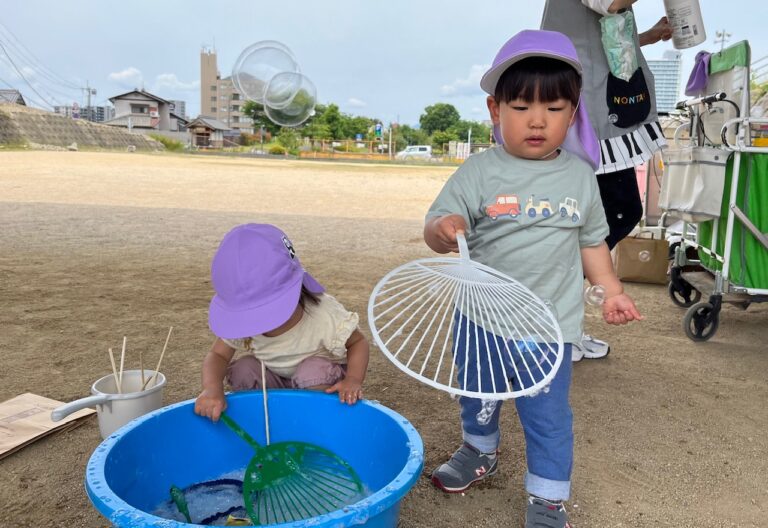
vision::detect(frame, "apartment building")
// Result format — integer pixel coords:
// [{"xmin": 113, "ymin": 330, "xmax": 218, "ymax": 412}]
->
[
  {"xmin": 200, "ymin": 48, "xmax": 252, "ymax": 132},
  {"xmin": 170, "ymin": 100, "xmax": 187, "ymax": 120},
  {"xmin": 647, "ymin": 50, "xmax": 683, "ymax": 113}
]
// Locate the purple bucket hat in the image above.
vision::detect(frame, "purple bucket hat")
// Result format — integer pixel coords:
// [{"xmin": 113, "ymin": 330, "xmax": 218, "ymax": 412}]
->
[
  {"xmin": 208, "ymin": 223, "xmax": 324, "ymax": 339},
  {"xmin": 480, "ymin": 29, "xmax": 600, "ymax": 170}
]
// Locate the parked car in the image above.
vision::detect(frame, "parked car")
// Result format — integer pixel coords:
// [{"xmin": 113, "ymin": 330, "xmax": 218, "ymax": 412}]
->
[{"xmin": 396, "ymin": 145, "xmax": 432, "ymax": 160}]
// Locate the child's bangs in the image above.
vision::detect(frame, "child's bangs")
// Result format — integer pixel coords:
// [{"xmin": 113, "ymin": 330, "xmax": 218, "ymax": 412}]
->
[{"xmin": 495, "ymin": 57, "xmax": 581, "ymax": 105}]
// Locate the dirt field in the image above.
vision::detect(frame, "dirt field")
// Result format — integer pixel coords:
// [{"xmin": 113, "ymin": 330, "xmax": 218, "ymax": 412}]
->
[{"xmin": 1, "ymin": 151, "xmax": 766, "ymax": 528}]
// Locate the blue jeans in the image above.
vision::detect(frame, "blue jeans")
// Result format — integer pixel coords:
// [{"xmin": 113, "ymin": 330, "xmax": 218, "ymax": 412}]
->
[{"xmin": 454, "ymin": 313, "xmax": 574, "ymax": 501}]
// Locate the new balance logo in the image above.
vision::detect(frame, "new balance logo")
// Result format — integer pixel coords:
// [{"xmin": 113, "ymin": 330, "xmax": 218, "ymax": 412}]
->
[{"xmin": 475, "ymin": 466, "xmax": 488, "ymax": 477}]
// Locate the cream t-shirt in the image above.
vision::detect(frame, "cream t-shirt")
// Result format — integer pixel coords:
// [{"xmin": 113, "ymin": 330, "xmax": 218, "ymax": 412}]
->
[{"xmin": 222, "ymin": 294, "xmax": 359, "ymax": 378}]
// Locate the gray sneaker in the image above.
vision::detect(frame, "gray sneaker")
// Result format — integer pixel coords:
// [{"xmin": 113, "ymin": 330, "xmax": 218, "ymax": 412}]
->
[
  {"xmin": 571, "ymin": 333, "xmax": 610, "ymax": 362},
  {"xmin": 430, "ymin": 443, "xmax": 498, "ymax": 493},
  {"xmin": 525, "ymin": 496, "xmax": 571, "ymax": 528}
]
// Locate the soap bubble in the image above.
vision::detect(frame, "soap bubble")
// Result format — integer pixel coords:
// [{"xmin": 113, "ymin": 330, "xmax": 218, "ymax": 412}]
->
[
  {"xmin": 264, "ymin": 71, "xmax": 304, "ymax": 109},
  {"xmin": 264, "ymin": 72, "xmax": 317, "ymax": 127},
  {"xmin": 232, "ymin": 41, "xmax": 300, "ymax": 104},
  {"xmin": 583, "ymin": 284, "xmax": 606, "ymax": 306},
  {"xmin": 638, "ymin": 250, "xmax": 651, "ymax": 262}
]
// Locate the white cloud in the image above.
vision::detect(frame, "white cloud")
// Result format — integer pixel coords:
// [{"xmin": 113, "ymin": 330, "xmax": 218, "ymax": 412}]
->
[
  {"xmin": 108, "ymin": 67, "xmax": 143, "ymax": 87},
  {"xmin": 440, "ymin": 64, "xmax": 488, "ymax": 97},
  {"xmin": 1, "ymin": 63, "xmax": 36, "ymax": 81},
  {"xmin": 154, "ymin": 73, "xmax": 199, "ymax": 92},
  {"xmin": 470, "ymin": 106, "xmax": 485, "ymax": 115},
  {"xmin": 347, "ymin": 97, "xmax": 367, "ymax": 108}
]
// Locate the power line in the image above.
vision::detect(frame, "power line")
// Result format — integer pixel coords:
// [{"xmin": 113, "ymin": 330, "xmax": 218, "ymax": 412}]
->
[
  {"xmin": 0, "ymin": 40, "xmax": 54, "ymax": 108},
  {"xmin": 0, "ymin": 53, "xmax": 77, "ymax": 103},
  {"xmin": 0, "ymin": 20, "xmax": 81, "ymax": 91},
  {"xmin": 0, "ymin": 74, "xmax": 57, "ymax": 109}
]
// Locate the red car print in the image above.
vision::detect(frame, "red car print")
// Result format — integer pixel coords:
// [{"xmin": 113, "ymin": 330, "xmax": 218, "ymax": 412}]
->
[{"xmin": 486, "ymin": 194, "xmax": 521, "ymax": 220}]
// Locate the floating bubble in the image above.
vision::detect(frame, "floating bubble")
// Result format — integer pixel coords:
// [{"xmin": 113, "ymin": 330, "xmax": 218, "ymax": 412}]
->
[
  {"xmin": 232, "ymin": 41, "xmax": 300, "ymax": 103},
  {"xmin": 638, "ymin": 250, "xmax": 651, "ymax": 262},
  {"xmin": 265, "ymin": 71, "xmax": 304, "ymax": 109},
  {"xmin": 583, "ymin": 284, "xmax": 606, "ymax": 306},
  {"xmin": 264, "ymin": 72, "xmax": 317, "ymax": 127}
]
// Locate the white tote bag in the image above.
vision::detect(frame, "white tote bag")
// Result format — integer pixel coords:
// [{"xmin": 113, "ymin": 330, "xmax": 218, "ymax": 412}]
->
[{"xmin": 659, "ymin": 146, "xmax": 729, "ymax": 222}]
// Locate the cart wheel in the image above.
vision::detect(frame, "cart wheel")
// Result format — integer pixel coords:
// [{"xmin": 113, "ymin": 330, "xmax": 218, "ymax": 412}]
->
[
  {"xmin": 668, "ymin": 281, "xmax": 701, "ymax": 308},
  {"xmin": 683, "ymin": 302, "xmax": 720, "ymax": 341}
]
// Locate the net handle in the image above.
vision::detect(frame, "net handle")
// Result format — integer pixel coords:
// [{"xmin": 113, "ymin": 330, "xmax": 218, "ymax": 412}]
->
[{"xmin": 457, "ymin": 231, "xmax": 470, "ymax": 263}]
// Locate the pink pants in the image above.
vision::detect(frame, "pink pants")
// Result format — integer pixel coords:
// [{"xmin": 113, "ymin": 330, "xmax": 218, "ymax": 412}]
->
[{"xmin": 227, "ymin": 356, "xmax": 346, "ymax": 390}]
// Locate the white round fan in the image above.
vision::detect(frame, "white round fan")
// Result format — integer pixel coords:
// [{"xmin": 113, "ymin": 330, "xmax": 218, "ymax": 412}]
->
[{"xmin": 368, "ymin": 234, "xmax": 564, "ymax": 400}]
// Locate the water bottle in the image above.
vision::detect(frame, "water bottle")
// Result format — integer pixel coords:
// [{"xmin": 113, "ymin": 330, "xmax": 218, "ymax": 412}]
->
[{"xmin": 663, "ymin": 0, "xmax": 706, "ymax": 49}]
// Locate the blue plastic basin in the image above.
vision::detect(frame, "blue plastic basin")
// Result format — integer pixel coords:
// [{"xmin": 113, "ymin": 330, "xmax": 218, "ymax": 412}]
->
[{"xmin": 85, "ymin": 390, "xmax": 423, "ymax": 527}]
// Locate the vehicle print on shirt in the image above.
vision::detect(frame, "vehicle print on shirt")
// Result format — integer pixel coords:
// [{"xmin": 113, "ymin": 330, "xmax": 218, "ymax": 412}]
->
[
  {"xmin": 558, "ymin": 197, "xmax": 581, "ymax": 222},
  {"xmin": 486, "ymin": 194, "xmax": 521, "ymax": 220},
  {"xmin": 525, "ymin": 195, "xmax": 553, "ymax": 218}
]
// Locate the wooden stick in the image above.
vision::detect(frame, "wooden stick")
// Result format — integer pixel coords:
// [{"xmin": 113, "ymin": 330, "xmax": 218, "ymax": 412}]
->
[
  {"xmin": 139, "ymin": 348, "xmax": 145, "ymax": 388},
  {"xmin": 118, "ymin": 336, "xmax": 126, "ymax": 393},
  {"xmin": 143, "ymin": 326, "xmax": 173, "ymax": 390},
  {"xmin": 262, "ymin": 360, "xmax": 270, "ymax": 446},
  {"xmin": 108, "ymin": 348, "xmax": 121, "ymax": 394}
]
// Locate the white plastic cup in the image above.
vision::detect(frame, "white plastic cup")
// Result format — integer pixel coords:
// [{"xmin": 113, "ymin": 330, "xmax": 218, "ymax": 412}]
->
[{"xmin": 663, "ymin": 0, "xmax": 706, "ymax": 49}]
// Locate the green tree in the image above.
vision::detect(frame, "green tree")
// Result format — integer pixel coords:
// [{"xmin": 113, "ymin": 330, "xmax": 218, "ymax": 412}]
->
[
  {"xmin": 419, "ymin": 103, "xmax": 460, "ymax": 135},
  {"xmin": 276, "ymin": 128, "xmax": 300, "ymax": 153},
  {"xmin": 242, "ymin": 100, "xmax": 281, "ymax": 136},
  {"xmin": 449, "ymin": 120, "xmax": 492, "ymax": 144},
  {"xmin": 348, "ymin": 116, "xmax": 375, "ymax": 139},
  {"xmin": 396, "ymin": 124, "xmax": 429, "ymax": 147},
  {"xmin": 431, "ymin": 130, "xmax": 459, "ymax": 154},
  {"xmin": 302, "ymin": 122, "xmax": 332, "ymax": 140},
  {"xmin": 317, "ymin": 104, "xmax": 345, "ymax": 139}
]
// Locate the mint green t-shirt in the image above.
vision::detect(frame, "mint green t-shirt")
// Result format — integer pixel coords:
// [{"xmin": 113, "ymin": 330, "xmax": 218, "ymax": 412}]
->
[{"xmin": 426, "ymin": 146, "xmax": 609, "ymax": 343}]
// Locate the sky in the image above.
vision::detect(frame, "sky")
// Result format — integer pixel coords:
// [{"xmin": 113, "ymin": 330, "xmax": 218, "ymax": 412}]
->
[{"xmin": 1, "ymin": 1, "xmax": 766, "ymax": 127}]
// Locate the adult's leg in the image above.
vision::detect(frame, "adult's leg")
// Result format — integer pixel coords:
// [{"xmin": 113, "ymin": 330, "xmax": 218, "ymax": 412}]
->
[{"xmin": 596, "ymin": 166, "xmax": 642, "ymax": 250}]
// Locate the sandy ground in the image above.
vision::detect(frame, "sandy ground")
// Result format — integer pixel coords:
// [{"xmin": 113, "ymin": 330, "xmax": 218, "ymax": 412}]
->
[{"xmin": 0, "ymin": 151, "xmax": 766, "ymax": 528}]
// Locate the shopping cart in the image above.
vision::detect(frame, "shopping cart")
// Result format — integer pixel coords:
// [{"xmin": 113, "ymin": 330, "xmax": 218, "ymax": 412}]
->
[{"xmin": 661, "ymin": 40, "xmax": 768, "ymax": 341}]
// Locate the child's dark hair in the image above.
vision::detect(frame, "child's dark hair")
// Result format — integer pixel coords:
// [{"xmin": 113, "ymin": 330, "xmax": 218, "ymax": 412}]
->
[
  {"xmin": 494, "ymin": 57, "xmax": 581, "ymax": 106},
  {"xmin": 244, "ymin": 286, "xmax": 320, "ymax": 345},
  {"xmin": 298, "ymin": 285, "xmax": 321, "ymax": 311}
]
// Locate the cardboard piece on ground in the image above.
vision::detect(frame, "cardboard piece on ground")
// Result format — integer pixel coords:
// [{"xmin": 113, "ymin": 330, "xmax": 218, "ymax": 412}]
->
[{"xmin": 0, "ymin": 393, "xmax": 95, "ymax": 460}]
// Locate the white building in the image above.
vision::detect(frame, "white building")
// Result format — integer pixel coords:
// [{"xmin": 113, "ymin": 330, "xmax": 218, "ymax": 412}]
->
[
  {"xmin": 647, "ymin": 50, "xmax": 683, "ymax": 113},
  {"xmin": 170, "ymin": 100, "xmax": 187, "ymax": 120}
]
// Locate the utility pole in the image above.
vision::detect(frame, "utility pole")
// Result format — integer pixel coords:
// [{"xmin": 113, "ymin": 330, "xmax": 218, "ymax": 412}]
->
[
  {"xmin": 467, "ymin": 127, "xmax": 472, "ymax": 158},
  {"xmin": 714, "ymin": 29, "xmax": 731, "ymax": 52},
  {"xmin": 227, "ymin": 93, "xmax": 231, "ymax": 128},
  {"xmin": 82, "ymin": 81, "xmax": 97, "ymax": 121}
]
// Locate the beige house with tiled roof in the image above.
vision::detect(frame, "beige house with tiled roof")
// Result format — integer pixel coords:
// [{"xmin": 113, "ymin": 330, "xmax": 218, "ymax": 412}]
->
[
  {"xmin": 186, "ymin": 115, "xmax": 231, "ymax": 148},
  {"xmin": 104, "ymin": 89, "xmax": 187, "ymax": 132},
  {"xmin": 0, "ymin": 89, "xmax": 27, "ymax": 106}
]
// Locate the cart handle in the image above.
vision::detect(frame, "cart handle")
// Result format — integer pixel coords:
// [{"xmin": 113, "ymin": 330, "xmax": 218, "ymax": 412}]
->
[
  {"xmin": 721, "ymin": 117, "xmax": 768, "ymax": 151},
  {"xmin": 675, "ymin": 92, "xmax": 726, "ymax": 110}
]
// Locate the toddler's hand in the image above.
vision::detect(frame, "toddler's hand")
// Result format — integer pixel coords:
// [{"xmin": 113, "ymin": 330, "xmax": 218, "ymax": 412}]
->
[
  {"xmin": 433, "ymin": 215, "xmax": 468, "ymax": 253},
  {"xmin": 325, "ymin": 376, "xmax": 363, "ymax": 405},
  {"xmin": 194, "ymin": 388, "xmax": 227, "ymax": 421},
  {"xmin": 602, "ymin": 293, "xmax": 643, "ymax": 325}
]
